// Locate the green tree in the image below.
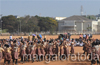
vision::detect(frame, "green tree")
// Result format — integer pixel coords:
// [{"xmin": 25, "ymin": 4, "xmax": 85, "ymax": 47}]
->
[
  {"xmin": 1, "ymin": 15, "xmax": 57, "ymax": 33},
  {"xmin": 2, "ymin": 15, "xmax": 17, "ymax": 32},
  {"xmin": 87, "ymin": 15, "xmax": 96, "ymax": 20},
  {"xmin": 38, "ymin": 17, "xmax": 57, "ymax": 33}
]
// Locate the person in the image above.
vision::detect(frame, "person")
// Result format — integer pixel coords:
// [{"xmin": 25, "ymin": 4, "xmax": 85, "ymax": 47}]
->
[
  {"xmin": 87, "ymin": 40, "xmax": 92, "ymax": 59},
  {"xmin": 20, "ymin": 42, "xmax": 27, "ymax": 63},
  {"xmin": 83, "ymin": 34, "xmax": 86, "ymax": 40},
  {"xmin": 60, "ymin": 42, "xmax": 64, "ymax": 59},
  {"xmin": 79, "ymin": 37, "xmax": 82, "ymax": 45},
  {"xmin": 64, "ymin": 33, "xmax": 68, "ymax": 39},
  {"xmin": 32, "ymin": 36, "xmax": 35, "ymax": 41},
  {"xmin": 21, "ymin": 36, "xmax": 23, "ymax": 41},
  {"xmin": 26, "ymin": 43, "xmax": 31, "ymax": 62},
  {"xmin": 68, "ymin": 33, "xmax": 71, "ymax": 40},
  {"xmin": 28, "ymin": 35, "xmax": 31, "ymax": 41},
  {"xmin": 9, "ymin": 35, "xmax": 12, "ymax": 41},
  {"xmin": 48, "ymin": 43, "xmax": 53, "ymax": 60},
  {"xmin": 70, "ymin": 39, "xmax": 75, "ymax": 54},
  {"xmin": 44, "ymin": 35, "xmax": 46, "ymax": 41},
  {"xmin": 36, "ymin": 43, "xmax": 42, "ymax": 61},
  {"xmin": 80, "ymin": 42, "xmax": 83, "ymax": 46},
  {"xmin": 83, "ymin": 40, "xmax": 87, "ymax": 54},
  {"xmin": 41, "ymin": 44, "xmax": 45, "ymax": 61},
  {"xmin": 4, "ymin": 44, "xmax": 11, "ymax": 65},
  {"xmin": 86, "ymin": 34, "xmax": 89, "ymax": 40},
  {"xmin": 64, "ymin": 42, "xmax": 69, "ymax": 58},
  {"xmin": 0, "ymin": 43, "xmax": 4, "ymax": 61},
  {"xmin": 31, "ymin": 42, "xmax": 36, "ymax": 63},
  {"xmin": 89, "ymin": 34, "xmax": 92, "ymax": 39},
  {"xmin": 91, "ymin": 41, "xmax": 100, "ymax": 65},
  {"xmin": 52, "ymin": 42, "xmax": 58, "ymax": 59},
  {"xmin": 12, "ymin": 41, "xmax": 18, "ymax": 65},
  {"xmin": 79, "ymin": 34, "xmax": 82, "ymax": 39}
]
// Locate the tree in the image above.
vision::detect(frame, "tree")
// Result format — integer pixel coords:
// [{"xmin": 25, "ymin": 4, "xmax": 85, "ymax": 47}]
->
[
  {"xmin": 87, "ymin": 26, "xmax": 92, "ymax": 31},
  {"xmin": 86, "ymin": 15, "xmax": 96, "ymax": 20},
  {"xmin": 38, "ymin": 17, "xmax": 57, "ymax": 33},
  {"xmin": 2, "ymin": 15, "xmax": 17, "ymax": 32},
  {"xmin": 1, "ymin": 15, "xmax": 57, "ymax": 33}
]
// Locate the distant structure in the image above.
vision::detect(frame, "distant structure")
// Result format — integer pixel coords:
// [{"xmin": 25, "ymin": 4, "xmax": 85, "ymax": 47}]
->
[
  {"xmin": 14, "ymin": 15, "xmax": 20, "ymax": 18},
  {"xmin": 57, "ymin": 15, "xmax": 100, "ymax": 32},
  {"xmin": 81, "ymin": 5, "xmax": 83, "ymax": 15},
  {"xmin": 95, "ymin": 9, "xmax": 100, "ymax": 20},
  {"xmin": 96, "ymin": 14, "xmax": 100, "ymax": 20},
  {"xmin": 55, "ymin": 17, "xmax": 67, "ymax": 20}
]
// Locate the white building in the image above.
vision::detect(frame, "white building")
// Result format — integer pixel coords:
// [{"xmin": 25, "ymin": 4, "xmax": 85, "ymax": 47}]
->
[
  {"xmin": 97, "ymin": 19, "xmax": 100, "ymax": 32},
  {"xmin": 14, "ymin": 15, "xmax": 20, "ymax": 18},
  {"xmin": 58, "ymin": 15, "xmax": 99, "ymax": 32},
  {"xmin": 55, "ymin": 17, "xmax": 67, "ymax": 20}
]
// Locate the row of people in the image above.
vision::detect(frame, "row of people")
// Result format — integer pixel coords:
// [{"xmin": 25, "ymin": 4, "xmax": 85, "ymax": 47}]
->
[
  {"xmin": 0, "ymin": 38, "xmax": 75, "ymax": 65},
  {"xmin": 1, "ymin": 37, "xmax": 100, "ymax": 65}
]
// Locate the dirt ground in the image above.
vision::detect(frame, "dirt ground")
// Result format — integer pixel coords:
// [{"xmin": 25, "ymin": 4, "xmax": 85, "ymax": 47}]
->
[
  {"xmin": 0, "ymin": 35, "xmax": 99, "ymax": 65},
  {"xmin": 0, "ymin": 35, "xmax": 100, "ymax": 39}
]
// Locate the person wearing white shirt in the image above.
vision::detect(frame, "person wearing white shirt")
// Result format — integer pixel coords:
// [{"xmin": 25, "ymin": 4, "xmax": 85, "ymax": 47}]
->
[
  {"xmin": 83, "ymin": 34, "xmax": 86, "ymax": 40},
  {"xmin": 9, "ymin": 36, "xmax": 12, "ymax": 40}
]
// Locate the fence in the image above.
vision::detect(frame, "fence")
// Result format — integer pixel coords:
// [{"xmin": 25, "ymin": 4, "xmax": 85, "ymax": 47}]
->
[{"xmin": 0, "ymin": 31, "xmax": 100, "ymax": 36}]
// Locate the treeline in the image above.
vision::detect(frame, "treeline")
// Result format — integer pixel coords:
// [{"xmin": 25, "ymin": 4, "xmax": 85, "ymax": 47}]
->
[{"xmin": 1, "ymin": 15, "xmax": 58, "ymax": 33}]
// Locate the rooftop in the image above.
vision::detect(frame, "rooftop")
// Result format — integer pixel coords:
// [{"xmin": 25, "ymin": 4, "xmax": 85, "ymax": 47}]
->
[{"xmin": 63, "ymin": 15, "xmax": 92, "ymax": 21}]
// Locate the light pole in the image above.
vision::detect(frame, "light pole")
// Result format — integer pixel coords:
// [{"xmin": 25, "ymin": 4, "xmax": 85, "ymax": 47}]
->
[
  {"xmin": 1, "ymin": 20, "xmax": 3, "ymax": 33},
  {"xmin": 20, "ymin": 20, "xmax": 21, "ymax": 33},
  {"xmin": 18, "ymin": 25, "xmax": 19, "ymax": 34},
  {"xmin": 0, "ymin": 14, "xmax": 3, "ymax": 33}
]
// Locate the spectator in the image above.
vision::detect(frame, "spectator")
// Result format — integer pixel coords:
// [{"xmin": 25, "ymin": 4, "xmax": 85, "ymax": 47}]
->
[
  {"xmin": 83, "ymin": 34, "xmax": 86, "ymax": 40},
  {"xmin": 68, "ymin": 33, "xmax": 71, "ymax": 40},
  {"xmin": 79, "ymin": 34, "xmax": 82, "ymax": 39},
  {"xmin": 9, "ymin": 35, "xmax": 12, "ymax": 41}
]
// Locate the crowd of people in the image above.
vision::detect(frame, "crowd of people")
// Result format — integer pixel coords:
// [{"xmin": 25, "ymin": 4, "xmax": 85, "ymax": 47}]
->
[{"xmin": 0, "ymin": 34, "xmax": 100, "ymax": 65}]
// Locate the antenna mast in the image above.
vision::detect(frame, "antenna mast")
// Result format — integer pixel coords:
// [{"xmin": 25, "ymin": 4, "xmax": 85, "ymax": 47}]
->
[{"xmin": 81, "ymin": 5, "xmax": 83, "ymax": 15}]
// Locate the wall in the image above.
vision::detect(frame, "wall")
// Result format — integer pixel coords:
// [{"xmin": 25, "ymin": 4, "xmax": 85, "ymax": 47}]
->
[
  {"xmin": 75, "ymin": 22, "xmax": 82, "ymax": 31},
  {"xmin": 92, "ymin": 21, "xmax": 98, "ymax": 32},
  {"xmin": 62, "ymin": 27, "xmax": 74, "ymax": 31},
  {"xmin": 58, "ymin": 20, "xmax": 75, "ymax": 31},
  {"xmin": 64, "ymin": 20, "xmax": 75, "ymax": 26},
  {"xmin": 83, "ymin": 22, "xmax": 92, "ymax": 31},
  {"xmin": 97, "ymin": 21, "xmax": 100, "ymax": 32},
  {"xmin": 58, "ymin": 21, "xmax": 64, "ymax": 31}
]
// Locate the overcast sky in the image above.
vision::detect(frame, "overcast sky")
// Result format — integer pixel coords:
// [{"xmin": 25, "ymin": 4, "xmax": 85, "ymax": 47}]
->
[{"xmin": 0, "ymin": 0, "xmax": 100, "ymax": 17}]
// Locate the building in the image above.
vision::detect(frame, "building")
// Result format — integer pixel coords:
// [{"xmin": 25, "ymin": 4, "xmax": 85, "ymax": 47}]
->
[
  {"xmin": 55, "ymin": 17, "xmax": 67, "ymax": 20},
  {"xmin": 58, "ymin": 15, "xmax": 98, "ymax": 32},
  {"xmin": 96, "ymin": 14, "xmax": 100, "ymax": 20},
  {"xmin": 14, "ymin": 15, "xmax": 20, "ymax": 18},
  {"xmin": 97, "ymin": 19, "xmax": 100, "ymax": 32}
]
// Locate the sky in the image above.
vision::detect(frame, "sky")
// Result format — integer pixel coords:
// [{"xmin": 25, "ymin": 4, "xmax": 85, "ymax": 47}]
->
[{"xmin": 0, "ymin": 0, "xmax": 100, "ymax": 17}]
